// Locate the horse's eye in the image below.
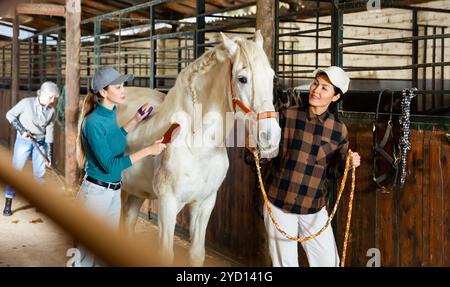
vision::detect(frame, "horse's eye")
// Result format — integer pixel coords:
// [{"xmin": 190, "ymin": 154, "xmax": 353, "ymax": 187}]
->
[{"xmin": 238, "ymin": 76, "xmax": 247, "ymax": 84}]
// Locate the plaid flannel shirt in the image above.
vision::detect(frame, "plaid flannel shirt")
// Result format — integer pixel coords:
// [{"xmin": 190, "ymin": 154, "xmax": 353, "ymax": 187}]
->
[{"xmin": 265, "ymin": 106, "xmax": 349, "ymax": 214}]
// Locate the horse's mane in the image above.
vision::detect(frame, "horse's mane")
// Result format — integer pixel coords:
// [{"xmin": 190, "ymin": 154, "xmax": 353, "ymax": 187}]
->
[
  {"xmin": 178, "ymin": 36, "xmax": 267, "ymax": 104},
  {"xmin": 140, "ymin": 43, "xmax": 226, "ymax": 141},
  {"xmin": 143, "ymin": 36, "xmax": 266, "ymax": 141},
  {"xmin": 183, "ymin": 48, "xmax": 221, "ymax": 104}
]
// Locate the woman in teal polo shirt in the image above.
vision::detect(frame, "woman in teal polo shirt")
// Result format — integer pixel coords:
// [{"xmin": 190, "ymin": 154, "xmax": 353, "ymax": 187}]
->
[{"xmin": 75, "ymin": 67, "xmax": 166, "ymax": 267}]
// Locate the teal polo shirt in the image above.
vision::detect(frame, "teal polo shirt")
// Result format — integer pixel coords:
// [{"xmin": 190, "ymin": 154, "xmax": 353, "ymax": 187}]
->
[{"xmin": 81, "ymin": 102, "xmax": 132, "ymax": 183}]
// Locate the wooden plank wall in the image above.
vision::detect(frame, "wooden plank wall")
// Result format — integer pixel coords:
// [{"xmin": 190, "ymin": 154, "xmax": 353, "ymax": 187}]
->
[
  {"xmin": 143, "ymin": 123, "xmax": 450, "ymax": 267},
  {"xmin": 335, "ymin": 125, "xmax": 450, "ymax": 267}
]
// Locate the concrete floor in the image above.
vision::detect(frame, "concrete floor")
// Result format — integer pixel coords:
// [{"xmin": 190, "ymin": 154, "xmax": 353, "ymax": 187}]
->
[{"xmin": 0, "ymin": 162, "xmax": 237, "ymax": 267}]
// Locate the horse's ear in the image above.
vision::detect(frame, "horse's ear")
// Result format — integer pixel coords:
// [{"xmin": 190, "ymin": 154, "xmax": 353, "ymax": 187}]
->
[
  {"xmin": 220, "ymin": 32, "xmax": 238, "ymax": 57},
  {"xmin": 254, "ymin": 30, "xmax": 264, "ymax": 49}
]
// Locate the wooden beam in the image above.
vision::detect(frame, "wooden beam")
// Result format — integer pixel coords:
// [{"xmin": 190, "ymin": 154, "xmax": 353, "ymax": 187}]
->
[
  {"xmin": 65, "ymin": 0, "xmax": 81, "ymax": 189},
  {"xmin": 10, "ymin": 9, "xmax": 20, "ymax": 148},
  {"xmin": 21, "ymin": 15, "xmax": 92, "ymax": 36},
  {"xmin": 161, "ymin": 2, "xmax": 195, "ymax": 16},
  {"xmin": 82, "ymin": 1, "xmax": 148, "ymax": 20},
  {"xmin": 0, "ymin": 3, "xmax": 14, "ymax": 19},
  {"xmin": 16, "ymin": 3, "xmax": 66, "ymax": 17},
  {"xmin": 256, "ymin": 0, "xmax": 275, "ymax": 66},
  {"xmin": 175, "ymin": 0, "xmax": 221, "ymax": 14}
]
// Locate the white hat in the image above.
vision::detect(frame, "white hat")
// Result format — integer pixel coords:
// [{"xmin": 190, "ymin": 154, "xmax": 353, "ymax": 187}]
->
[
  {"xmin": 313, "ymin": 66, "xmax": 350, "ymax": 94},
  {"xmin": 37, "ymin": 81, "xmax": 59, "ymax": 98}
]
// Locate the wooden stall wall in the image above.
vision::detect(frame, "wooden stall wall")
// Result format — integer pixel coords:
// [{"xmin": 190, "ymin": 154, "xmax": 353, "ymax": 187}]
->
[
  {"xmin": 336, "ymin": 125, "xmax": 450, "ymax": 267},
  {"xmin": 143, "ymin": 123, "xmax": 450, "ymax": 267}
]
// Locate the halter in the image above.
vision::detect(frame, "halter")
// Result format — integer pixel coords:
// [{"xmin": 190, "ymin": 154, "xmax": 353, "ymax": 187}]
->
[
  {"xmin": 227, "ymin": 62, "xmax": 277, "ymax": 120},
  {"xmin": 228, "ymin": 61, "xmax": 277, "ymax": 153}
]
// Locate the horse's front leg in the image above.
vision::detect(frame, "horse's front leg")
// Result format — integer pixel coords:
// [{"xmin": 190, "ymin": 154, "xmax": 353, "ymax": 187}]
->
[
  {"xmin": 122, "ymin": 193, "xmax": 145, "ymax": 234},
  {"xmin": 158, "ymin": 192, "xmax": 179, "ymax": 264},
  {"xmin": 189, "ymin": 191, "xmax": 218, "ymax": 266}
]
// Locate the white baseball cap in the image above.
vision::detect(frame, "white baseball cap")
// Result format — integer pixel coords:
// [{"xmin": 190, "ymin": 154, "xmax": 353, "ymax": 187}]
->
[
  {"xmin": 37, "ymin": 81, "xmax": 59, "ymax": 98},
  {"xmin": 313, "ymin": 66, "xmax": 350, "ymax": 94}
]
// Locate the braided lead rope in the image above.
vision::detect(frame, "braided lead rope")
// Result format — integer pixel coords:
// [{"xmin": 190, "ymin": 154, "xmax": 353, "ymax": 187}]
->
[
  {"xmin": 341, "ymin": 161, "xmax": 356, "ymax": 267},
  {"xmin": 252, "ymin": 149, "xmax": 356, "ymax": 266},
  {"xmin": 399, "ymin": 88, "xmax": 417, "ymax": 187}
]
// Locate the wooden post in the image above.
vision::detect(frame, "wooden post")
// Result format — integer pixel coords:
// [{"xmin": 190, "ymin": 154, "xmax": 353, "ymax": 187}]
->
[
  {"xmin": 65, "ymin": 0, "xmax": 81, "ymax": 189},
  {"xmin": 256, "ymin": 0, "xmax": 276, "ymax": 66},
  {"xmin": 10, "ymin": 8, "xmax": 20, "ymax": 148}
]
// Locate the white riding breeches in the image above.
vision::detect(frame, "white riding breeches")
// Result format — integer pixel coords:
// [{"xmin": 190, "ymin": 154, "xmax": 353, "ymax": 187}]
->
[{"xmin": 264, "ymin": 201, "xmax": 340, "ymax": 267}]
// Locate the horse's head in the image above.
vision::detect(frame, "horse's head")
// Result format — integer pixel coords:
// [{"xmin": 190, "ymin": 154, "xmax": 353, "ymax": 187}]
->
[{"xmin": 220, "ymin": 31, "xmax": 281, "ymax": 158}]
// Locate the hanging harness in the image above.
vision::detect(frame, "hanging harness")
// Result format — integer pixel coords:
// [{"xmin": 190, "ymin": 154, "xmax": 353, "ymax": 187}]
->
[{"xmin": 372, "ymin": 89, "xmax": 400, "ymax": 193}]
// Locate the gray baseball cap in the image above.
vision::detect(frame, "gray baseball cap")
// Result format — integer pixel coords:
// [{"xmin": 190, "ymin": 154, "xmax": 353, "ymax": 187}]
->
[{"xmin": 91, "ymin": 66, "xmax": 134, "ymax": 93}]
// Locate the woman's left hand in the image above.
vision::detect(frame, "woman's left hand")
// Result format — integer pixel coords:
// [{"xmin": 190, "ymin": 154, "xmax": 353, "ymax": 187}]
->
[
  {"xmin": 134, "ymin": 103, "xmax": 152, "ymax": 122},
  {"xmin": 350, "ymin": 151, "xmax": 361, "ymax": 168}
]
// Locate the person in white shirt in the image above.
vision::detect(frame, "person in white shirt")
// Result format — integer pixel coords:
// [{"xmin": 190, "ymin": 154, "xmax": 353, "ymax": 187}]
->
[{"xmin": 3, "ymin": 81, "xmax": 60, "ymax": 216}]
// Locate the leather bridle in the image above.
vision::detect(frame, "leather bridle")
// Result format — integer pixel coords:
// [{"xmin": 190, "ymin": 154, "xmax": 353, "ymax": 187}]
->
[{"xmin": 372, "ymin": 89, "xmax": 400, "ymax": 193}]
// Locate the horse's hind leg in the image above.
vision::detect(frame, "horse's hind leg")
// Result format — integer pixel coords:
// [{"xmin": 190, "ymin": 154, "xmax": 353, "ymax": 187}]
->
[
  {"xmin": 158, "ymin": 193, "xmax": 179, "ymax": 264},
  {"xmin": 123, "ymin": 193, "xmax": 145, "ymax": 234},
  {"xmin": 189, "ymin": 192, "xmax": 218, "ymax": 266}
]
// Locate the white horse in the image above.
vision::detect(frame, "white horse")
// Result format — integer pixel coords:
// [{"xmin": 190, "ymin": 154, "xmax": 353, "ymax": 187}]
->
[{"xmin": 117, "ymin": 31, "xmax": 281, "ymax": 266}]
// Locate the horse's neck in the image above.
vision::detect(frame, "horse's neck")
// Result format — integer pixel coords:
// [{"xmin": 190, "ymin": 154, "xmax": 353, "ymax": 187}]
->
[
  {"xmin": 144, "ymin": 58, "xmax": 232, "ymax": 148},
  {"xmin": 190, "ymin": 59, "xmax": 230, "ymax": 119}
]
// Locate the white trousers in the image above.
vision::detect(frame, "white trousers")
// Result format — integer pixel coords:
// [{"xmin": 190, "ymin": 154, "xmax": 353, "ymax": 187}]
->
[
  {"xmin": 74, "ymin": 179, "xmax": 122, "ymax": 267},
  {"xmin": 264, "ymin": 201, "xmax": 340, "ymax": 267}
]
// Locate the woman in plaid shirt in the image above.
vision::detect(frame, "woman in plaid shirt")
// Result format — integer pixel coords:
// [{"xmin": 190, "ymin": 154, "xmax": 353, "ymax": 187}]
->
[{"xmin": 264, "ymin": 66, "xmax": 361, "ymax": 267}]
